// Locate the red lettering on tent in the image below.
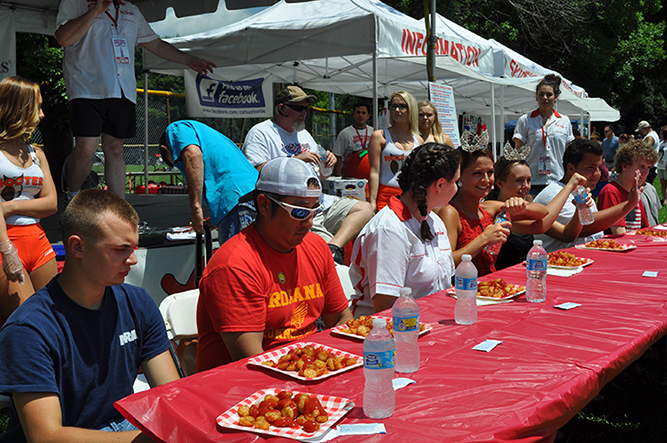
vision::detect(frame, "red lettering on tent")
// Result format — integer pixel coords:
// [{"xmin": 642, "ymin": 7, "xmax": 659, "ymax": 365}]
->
[{"xmin": 402, "ymin": 29, "xmax": 418, "ymax": 55}]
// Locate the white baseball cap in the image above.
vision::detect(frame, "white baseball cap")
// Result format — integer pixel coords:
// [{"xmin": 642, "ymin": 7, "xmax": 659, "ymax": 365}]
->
[{"xmin": 256, "ymin": 157, "xmax": 321, "ymax": 198}]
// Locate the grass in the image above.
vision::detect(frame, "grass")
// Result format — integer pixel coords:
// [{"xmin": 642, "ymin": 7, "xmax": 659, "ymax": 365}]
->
[
  {"xmin": 91, "ymin": 164, "xmax": 185, "ymax": 193},
  {"xmin": 654, "ymin": 179, "xmax": 667, "ymax": 224},
  {"xmin": 557, "ymin": 347, "xmax": 667, "ymax": 442}
]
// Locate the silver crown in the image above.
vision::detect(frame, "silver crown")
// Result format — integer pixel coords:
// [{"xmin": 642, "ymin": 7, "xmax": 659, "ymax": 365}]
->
[
  {"xmin": 460, "ymin": 129, "xmax": 489, "ymax": 152},
  {"xmin": 502, "ymin": 141, "xmax": 530, "ymax": 161}
]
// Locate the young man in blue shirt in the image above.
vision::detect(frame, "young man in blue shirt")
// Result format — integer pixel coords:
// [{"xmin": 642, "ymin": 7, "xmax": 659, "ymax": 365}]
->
[{"xmin": 0, "ymin": 189, "xmax": 179, "ymax": 443}]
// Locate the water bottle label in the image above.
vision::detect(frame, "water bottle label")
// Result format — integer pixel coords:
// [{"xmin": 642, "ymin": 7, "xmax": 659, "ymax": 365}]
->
[
  {"xmin": 573, "ymin": 194, "xmax": 586, "ymax": 204},
  {"xmin": 364, "ymin": 350, "xmax": 395, "ymax": 369},
  {"xmin": 494, "ymin": 211, "xmax": 509, "ymax": 224},
  {"xmin": 455, "ymin": 276, "xmax": 477, "ymax": 291},
  {"xmin": 392, "ymin": 315, "xmax": 419, "ymax": 332},
  {"xmin": 527, "ymin": 258, "xmax": 547, "ymax": 271}
]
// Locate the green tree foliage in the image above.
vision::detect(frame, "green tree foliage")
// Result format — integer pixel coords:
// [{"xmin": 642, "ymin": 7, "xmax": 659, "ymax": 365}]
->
[
  {"xmin": 15, "ymin": 33, "xmax": 71, "ymax": 188},
  {"xmin": 385, "ymin": 0, "xmax": 667, "ymax": 133}
]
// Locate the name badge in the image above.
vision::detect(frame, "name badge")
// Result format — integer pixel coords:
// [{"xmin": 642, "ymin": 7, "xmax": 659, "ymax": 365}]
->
[
  {"xmin": 112, "ymin": 35, "xmax": 130, "ymax": 64},
  {"xmin": 538, "ymin": 156, "xmax": 551, "ymax": 175}
]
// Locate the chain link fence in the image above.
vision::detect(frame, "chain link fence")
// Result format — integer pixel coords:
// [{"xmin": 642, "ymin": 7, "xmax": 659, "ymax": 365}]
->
[{"xmin": 29, "ymin": 92, "xmax": 353, "ymax": 194}]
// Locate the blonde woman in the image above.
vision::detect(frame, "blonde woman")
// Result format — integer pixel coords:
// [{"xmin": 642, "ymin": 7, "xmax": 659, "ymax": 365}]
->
[
  {"xmin": 368, "ymin": 91, "xmax": 423, "ymax": 211},
  {"xmin": 0, "ymin": 76, "xmax": 58, "ymax": 324},
  {"xmin": 418, "ymin": 99, "xmax": 453, "ymax": 147}
]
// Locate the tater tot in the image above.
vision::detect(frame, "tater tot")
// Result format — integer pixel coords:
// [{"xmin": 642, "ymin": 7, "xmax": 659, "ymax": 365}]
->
[{"xmin": 239, "ymin": 416, "xmax": 255, "ymax": 427}]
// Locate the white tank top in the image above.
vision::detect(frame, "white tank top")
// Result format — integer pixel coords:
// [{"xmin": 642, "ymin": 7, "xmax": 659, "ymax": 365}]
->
[
  {"xmin": 0, "ymin": 145, "xmax": 44, "ymax": 225},
  {"xmin": 379, "ymin": 128, "xmax": 419, "ymax": 187}
]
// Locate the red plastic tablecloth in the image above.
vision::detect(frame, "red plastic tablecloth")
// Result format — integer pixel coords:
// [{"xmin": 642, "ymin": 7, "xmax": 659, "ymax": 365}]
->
[{"xmin": 115, "ymin": 232, "xmax": 667, "ymax": 442}]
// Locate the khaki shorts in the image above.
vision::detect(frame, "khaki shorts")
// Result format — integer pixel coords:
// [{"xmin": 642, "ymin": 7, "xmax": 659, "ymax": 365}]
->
[
  {"xmin": 311, "ymin": 197, "xmax": 358, "ymax": 243},
  {"xmin": 657, "ymin": 168, "xmax": 667, "ymax": 180}
]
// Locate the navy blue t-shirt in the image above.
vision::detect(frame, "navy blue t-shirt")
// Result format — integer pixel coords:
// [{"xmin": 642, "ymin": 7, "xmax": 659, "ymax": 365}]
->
[{"xmin": 0, "ymin": 278, "xmax": 169, "ymax": 442}]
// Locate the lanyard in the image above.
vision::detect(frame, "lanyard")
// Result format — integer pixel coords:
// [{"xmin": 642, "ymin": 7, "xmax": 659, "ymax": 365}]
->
[
  {"xmin": 105, "ymin": 6, "xmax": 120, "ymax": 30},
  {"xmin": 541, "ymin": 124, "xmax": 548, "ymax": 151},
  {"xmin": 354, "ymin": 126, "xmax": 368, "ymax": 150}
]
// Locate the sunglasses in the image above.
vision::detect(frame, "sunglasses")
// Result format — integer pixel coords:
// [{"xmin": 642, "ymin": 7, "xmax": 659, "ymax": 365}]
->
[
  {"xmin": 390, "ymin": 103, "xmax": 408, "ymax": 111},
  {"xmin": 284, "ymin": 103, "xmax": 309, "ymax": 113},
  {"xmin": 265, "ymin": 194, "xmax": 320, "ymax": 220}
]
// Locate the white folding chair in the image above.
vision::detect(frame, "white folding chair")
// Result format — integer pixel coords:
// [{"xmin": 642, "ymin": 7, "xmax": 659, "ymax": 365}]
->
[
  {"xmin": 159, "ymin": 289, "xmax": 200, "ymax": 342},
  {"xmin": 158, "ymin": 289, "xmax": 200, "ymax": 378}
]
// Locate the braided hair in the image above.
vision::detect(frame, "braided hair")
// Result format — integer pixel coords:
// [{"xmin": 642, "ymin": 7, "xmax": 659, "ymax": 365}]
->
[{"xmin": 398, "ymin": 143, "xmax": 461, "ymax": 241}]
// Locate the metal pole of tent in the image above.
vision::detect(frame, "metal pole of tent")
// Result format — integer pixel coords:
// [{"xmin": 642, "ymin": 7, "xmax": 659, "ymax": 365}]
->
[
  {"xmin": 329, "ymin": 92, "xmax": 336, "ymax": 150},
  {"xmin": 500, "ymin": 85, "xmax": 505, "ymax": 148},
  {"xmin": 580, "ymin": 109, "xmax": 584, "ymax": 137},
  {"xmin": 373, "ymin": 51, "xmax": 378, "ymax": 131},
  {"xmin": 490, "ymin": 83, "xmax": 496, "ymax": 161},
  {"xmin": 143, "ymin": 65, "xmax": 149, "ymax": 194},
  {"xmin": 428, "ymin": 0, "xmax": 436, "ymax": 81}
]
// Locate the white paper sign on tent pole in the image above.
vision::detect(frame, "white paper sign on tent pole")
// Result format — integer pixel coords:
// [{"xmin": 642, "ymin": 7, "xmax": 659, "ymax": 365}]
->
[{"xmin": 429, "ymin": 82, "xmax": 460, "ymax": 147}]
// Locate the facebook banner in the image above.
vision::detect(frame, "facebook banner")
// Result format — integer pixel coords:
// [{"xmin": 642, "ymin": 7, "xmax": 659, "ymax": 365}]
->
[{"xmin": 185, "ymin": 71, "xmax": 273, "ymax": 118}]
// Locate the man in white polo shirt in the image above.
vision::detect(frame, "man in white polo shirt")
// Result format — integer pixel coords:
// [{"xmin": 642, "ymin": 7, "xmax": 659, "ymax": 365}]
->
[{"xmin": 55, "ymin": 0, "xmax": 215, "ymax": 200}]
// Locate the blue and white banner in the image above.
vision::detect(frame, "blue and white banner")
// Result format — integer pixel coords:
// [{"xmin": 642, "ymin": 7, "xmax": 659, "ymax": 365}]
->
[
  {"xmin": 184, "ymin": 71, "xmax": 273, "ymax": 118},
  {"xmin": 0, "ymin": 13, "xmax": 16, "ymax": 80}
]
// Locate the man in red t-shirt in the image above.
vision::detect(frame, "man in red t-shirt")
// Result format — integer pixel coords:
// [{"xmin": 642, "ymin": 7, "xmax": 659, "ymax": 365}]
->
[
  {"xmin": 598, "ymin": 139, "xmax": 658, "ymax": 235},
  {"xmin": 196, "ymin": 157, "xmax": 353, "ymax": 372}
]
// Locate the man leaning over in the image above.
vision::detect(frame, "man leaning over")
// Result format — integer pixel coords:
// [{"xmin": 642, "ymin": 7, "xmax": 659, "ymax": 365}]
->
[
  {"xmin": 159, "ymin": 120, "xmax": 258, "ymax": 245},
  {"xmin": 196, "ymin": 157, "xmax": 353, "ymax": 372},
  {"xmin": 0, "ymin": 189, "xmax": 179, "ymax": 442}
]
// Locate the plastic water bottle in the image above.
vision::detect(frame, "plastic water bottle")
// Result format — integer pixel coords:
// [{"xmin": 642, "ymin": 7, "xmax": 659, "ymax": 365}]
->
[
  {"xmin": 318, "ymin": 145, "xmax": 332, "ymax": 177},
  {"xmin": 363, "ymin": 318, "xmax": 395, "ymax": 419},
  {"xmin": 484, "ymin": 210, "xmax": 510, "ymax": 256},
  {"xmin": 526, "ymin": 239, "xmax": 547, "ymax": 303},
  {"xmin": 392, "ymin": 287, "xmax": 420, "ymax": 373},
  {"xmin": 454, "ymin": 254, "xmax": 477, "ymax": 325},
  {"xmin": 571, "ymin": 185, "xmax": 594, "ymax": 225}
]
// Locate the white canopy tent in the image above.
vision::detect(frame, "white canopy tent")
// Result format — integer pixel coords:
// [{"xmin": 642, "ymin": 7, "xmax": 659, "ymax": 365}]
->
[
  {"xmin": 143, "ymin": 0, "xmax": 541, "ymax": 131},
  {"xmin": 0, "ymin": 0, "xmax": 219, "ymax": 79},
  {"xmin": 422, "ymin": 14, "xmax": 619, "ymax": 145}
]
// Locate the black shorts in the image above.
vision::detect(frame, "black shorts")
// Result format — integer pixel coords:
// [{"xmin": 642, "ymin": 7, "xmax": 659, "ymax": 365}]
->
[{"xmin": 69, "ymin": 97, "xmax": 136, "ymax": 139}]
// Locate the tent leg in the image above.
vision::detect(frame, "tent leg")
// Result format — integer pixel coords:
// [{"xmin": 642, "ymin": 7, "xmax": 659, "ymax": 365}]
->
[
  {"xmin": 373, "ymin": 51, "xmax": 378, "ymax": 130},
  {"xmin": 143, "ymin": 64, "xmax": 149, "ymax": 195},
  {"xmin": 490, "ymin": 83, "xmax": 496, "ymax": 160}
]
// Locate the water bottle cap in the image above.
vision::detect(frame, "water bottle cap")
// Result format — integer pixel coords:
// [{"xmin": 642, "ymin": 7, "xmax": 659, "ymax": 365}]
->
[
  {"xmin": 462, "ymin": 254, "xmax": 472, "ymax": 261},
  {"xmin": 372, "ymin": 318, "xmax": 387, "ymax": 328},
  {"xmin": 399, "ymin": 287, "xmax": 412, "ymax": 297},
  {"xmin": 533, "ymin": 239, "xmax": 542, "ymax": 246}
]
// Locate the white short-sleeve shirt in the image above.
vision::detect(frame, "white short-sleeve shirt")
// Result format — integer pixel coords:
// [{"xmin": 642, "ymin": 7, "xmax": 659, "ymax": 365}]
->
[
  {"xmin": 57, "ymin": 0, "xmax": 157, "ymax": 103},
  {"xmin": 513, "ymin": 109, "xmax": 575, "ymax": 186},
  {"xmin": 242, "ymin": 119, "xmax": 334, "ymax": 210},
  {"xmin": 332, "ymin": 125, "xmax": 373, "ymax": 159},
  {"xmin": 533, "ymin": 181, "xmax": 603, "ymax": 252},
  {"xmin": 349, "ymin": 195, "xmax": 455, "ymax": 317}
]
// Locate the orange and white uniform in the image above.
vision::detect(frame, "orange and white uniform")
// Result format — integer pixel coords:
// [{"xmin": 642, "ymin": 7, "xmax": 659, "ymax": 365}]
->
[{"xmin": 0, "ymin": 146, "xmax": 55, "ymax": 272}]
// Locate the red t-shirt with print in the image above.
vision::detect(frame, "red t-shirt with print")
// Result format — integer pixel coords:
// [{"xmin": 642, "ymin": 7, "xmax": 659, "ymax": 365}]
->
[{"xmin": 196, "ymin": 225, "xmax": 348, "ymax": 372}]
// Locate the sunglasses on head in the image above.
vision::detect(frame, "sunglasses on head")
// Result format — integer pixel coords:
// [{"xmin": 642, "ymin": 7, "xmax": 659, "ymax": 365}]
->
[
  {"xmin": 284, "ymin": 103, "xmax": 309, "ymax": 113},
  {"xmin": 265, "ymin": 194, "xmax": 320, "ymax": 220},
  {"xmin": 390, "ymin": 103, "xmax": 408, "ymax": 111}
]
